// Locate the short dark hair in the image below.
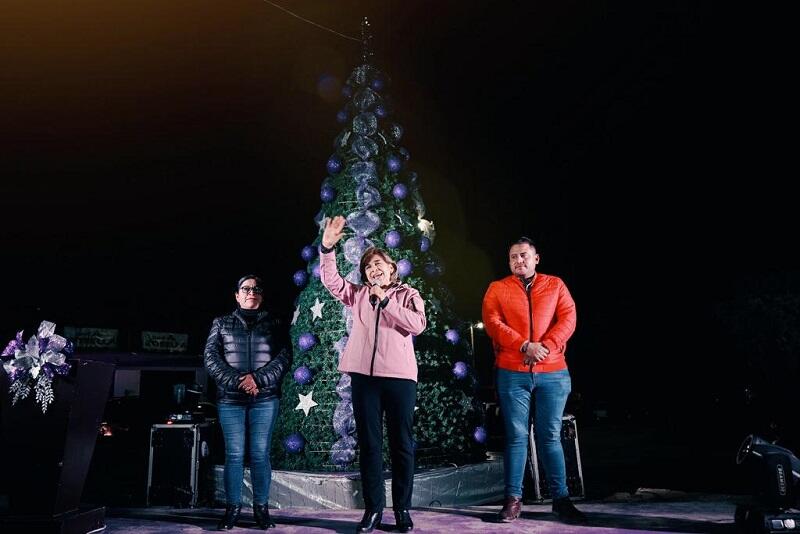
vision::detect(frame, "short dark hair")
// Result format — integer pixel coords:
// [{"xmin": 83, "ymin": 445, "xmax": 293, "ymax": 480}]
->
[
  {"xmin": 509, "ymin": 236, "xmax": 538, "ymax": 252},
  {"xmin": 359, "ymin": 247, "xmax": 398, "ymax": 284},
  {"xmin": 235, "ymin": 274, "xmax": 263, "ymax": 292}
]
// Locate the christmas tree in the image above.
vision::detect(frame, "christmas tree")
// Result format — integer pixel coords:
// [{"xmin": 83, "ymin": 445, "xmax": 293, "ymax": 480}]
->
[{"xmin": 272, "ymin": 20, "xmax": 486, "ymax": 472}]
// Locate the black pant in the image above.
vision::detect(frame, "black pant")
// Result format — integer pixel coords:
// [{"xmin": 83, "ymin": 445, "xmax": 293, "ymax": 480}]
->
[{"xmin": 350, "ymin": 372, "xmax": 417, "ymax": 512}]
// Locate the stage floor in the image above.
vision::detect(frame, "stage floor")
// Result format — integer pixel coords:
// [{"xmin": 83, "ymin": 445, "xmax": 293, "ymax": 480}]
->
[{"xmin": 105, "ymin": 492, "xmax": 740, "ymax": 533}]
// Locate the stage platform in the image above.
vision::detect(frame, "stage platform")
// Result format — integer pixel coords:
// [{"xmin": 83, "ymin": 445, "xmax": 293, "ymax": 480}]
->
[{"xmin": 105, "ymin": 491, "xmax": 743, "ymax": 533}]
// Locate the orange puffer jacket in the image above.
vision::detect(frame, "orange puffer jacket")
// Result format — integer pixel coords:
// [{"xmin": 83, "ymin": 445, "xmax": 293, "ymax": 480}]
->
[{"xmin": 481, "ymin": 273, "xmax": 576, "ymax": 373}]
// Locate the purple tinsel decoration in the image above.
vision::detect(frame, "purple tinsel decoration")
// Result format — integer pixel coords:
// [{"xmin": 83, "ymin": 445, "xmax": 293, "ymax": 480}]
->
[
  {"xmin": 384, "ymin": 230, "xmax": 402, "ymax": 249},
  {"xmin": 397, "ymin": 259, "xmax": 412, "ymax": 278},
  {"xmin": 301, "ymin": 245, "xmax": 316, "ymax": 262},
  {"xmin": 320, "ymin": 184, "xmax": 337, "ymax": 203},
  {"xmin": 445, "ymin": 329, "xmax": 460, "ymax": 344},
  {"xmin": 386, "ymin": 154, "xmax": 402, "ymax": 174},
  {"xmin": 452, "ymin": 361, "xmax": 468, "ymax": 380},
  {"xmin": 330, "ymin": 435, "xmax": 357, "ymax": 467},
  {"xmin": 284, "ymin": 432, "xmax": 305, "ymax": 454},
  {"xmin": 293, "ymin": 270, "xmax": 308, "ymax": 287},
  {"xmin": 297, "ymin": 333, "xmax": 317, "ymax": 352},
  {"xmin": 391, "ymin": 183, "xmax": 408, "ymax": 200},
  {"xmin": 326, "ymin": 154, "xmax": 343, "ymax": 175},
  {"xmin": 473, "ymin": 426, "xmax": 487, "ymax": 444},
  {"xmin": 293, "ymin": 365, "xmax": 313, "ymax": 385},
  {"xmin": 335, "ymin": 372, "xmax": 351, "ymax": 400},
  {"xmin": 332, "ymin": 401, "xmax": 356, "ymax": 436},
  {"xmin": 419, "ymin": 237, "xmax": 431, "ymax": 253}
]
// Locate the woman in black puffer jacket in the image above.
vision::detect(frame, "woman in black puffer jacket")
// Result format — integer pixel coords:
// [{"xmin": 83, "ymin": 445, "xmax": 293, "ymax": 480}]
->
[{"xmin": 204, "ymin": 274, "xmax": 291, "ymax": 531}]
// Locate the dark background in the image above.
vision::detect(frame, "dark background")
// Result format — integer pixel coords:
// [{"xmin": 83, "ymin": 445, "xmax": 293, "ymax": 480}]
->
[{"xmin": 1, "ymin": 1, "xmax": 798, "ymax": 496}]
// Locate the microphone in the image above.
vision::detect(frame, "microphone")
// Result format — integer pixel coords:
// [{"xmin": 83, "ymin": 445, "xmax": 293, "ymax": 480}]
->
[{"xmin": 367, "ymin": 280, "xmax": 379, "ymax": 309}]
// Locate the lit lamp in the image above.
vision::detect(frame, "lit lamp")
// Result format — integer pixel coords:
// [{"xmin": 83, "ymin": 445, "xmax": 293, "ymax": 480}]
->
[
  {"xmin": 735, "ymin": 435, "xmax": 800, "ymax": 532},
  {"xmin": 469, "ymin": 322, "xmax": 484, "ymax": 366}
]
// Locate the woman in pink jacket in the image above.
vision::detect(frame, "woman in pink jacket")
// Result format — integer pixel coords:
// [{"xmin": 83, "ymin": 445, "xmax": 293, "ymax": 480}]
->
[{"xmin": 320, "ymin": 215, "xmax": 426, "ymax": 534}]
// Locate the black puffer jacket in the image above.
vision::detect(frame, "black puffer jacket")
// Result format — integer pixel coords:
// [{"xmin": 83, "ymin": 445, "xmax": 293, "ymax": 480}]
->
[{"xmin": 204, "ymin": 308, "xmax": 292, "ymax": 405}]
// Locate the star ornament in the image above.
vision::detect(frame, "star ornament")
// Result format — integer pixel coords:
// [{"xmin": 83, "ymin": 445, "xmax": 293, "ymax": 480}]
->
[
  {"xmin": 310, "ymin": 298, "xmax": 325, "ymax": 321},
  {"xmin": 295, "ymin": 391, "xmax": 318, "ymax": 417}
]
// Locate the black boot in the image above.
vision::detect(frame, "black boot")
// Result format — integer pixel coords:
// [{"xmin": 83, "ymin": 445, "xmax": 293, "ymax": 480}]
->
[
  {"xmin": 355, "ymin": 509, "xmax": 382, "ymax": 533},
  {"xmin": 217, "ymin": 504, "xmax": 242, "ymax": 530},
  {"xmin": 552, "ymin": 496, "xmax": 586, "ymax": 524},
  {"xmin": 394, "ymin": 509, "xmax": 414, "ymax": 532},
  {"xmin": 253, "ymin": 503, "xmax": 276, "ymax": 529}
]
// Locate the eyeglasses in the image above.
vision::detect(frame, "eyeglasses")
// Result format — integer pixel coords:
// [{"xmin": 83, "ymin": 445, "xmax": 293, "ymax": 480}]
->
[{"xmin": 239, "ymin": 286, "xmax": 263, "ymax": 295}]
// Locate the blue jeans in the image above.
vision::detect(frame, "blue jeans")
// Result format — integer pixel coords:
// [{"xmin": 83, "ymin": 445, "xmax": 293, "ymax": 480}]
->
[
  {"xmin": 496, "ymin": 368, "xmax": 571, "ymax": 499},
  {"xmin": 218, "ymin": 399, "xmax": 279, "ymax": 506}
]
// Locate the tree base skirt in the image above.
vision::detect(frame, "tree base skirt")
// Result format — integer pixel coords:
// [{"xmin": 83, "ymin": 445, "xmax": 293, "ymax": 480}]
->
[{"xmin": 213, "ymin": 455, "xmax": 503, "ymax": 509}]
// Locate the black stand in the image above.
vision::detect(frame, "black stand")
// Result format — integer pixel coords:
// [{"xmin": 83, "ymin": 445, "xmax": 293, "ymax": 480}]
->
[{"xmin": 0, "ymin": 359, "xmax": 114, "ymax": 534}]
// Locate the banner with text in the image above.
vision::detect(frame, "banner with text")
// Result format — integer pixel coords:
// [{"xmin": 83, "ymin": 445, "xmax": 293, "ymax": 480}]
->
[
  {"xmin": 63, "ymin": 326, "xmax": 119, "ymax": 350},
  {"xmin": 141, "ymin": 331, "xmax": 189, "ymax": 353}
]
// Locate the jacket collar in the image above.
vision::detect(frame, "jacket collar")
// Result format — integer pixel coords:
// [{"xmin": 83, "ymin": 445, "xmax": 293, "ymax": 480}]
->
[{"xmin": 233, "ymin": 308, "xmax": 268, "ymax": 327}]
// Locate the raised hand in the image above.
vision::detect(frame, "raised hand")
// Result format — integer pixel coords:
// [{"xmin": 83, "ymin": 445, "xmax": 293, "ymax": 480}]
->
[{"xmin": 322, "ymin": 215, "xmax": 346, "ymax": 248}]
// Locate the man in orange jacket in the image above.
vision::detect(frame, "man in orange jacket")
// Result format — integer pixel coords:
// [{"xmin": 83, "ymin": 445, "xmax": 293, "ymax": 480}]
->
[{"xmin": 482, "ymin": 236, "xmax": 585, "ymax": 524}]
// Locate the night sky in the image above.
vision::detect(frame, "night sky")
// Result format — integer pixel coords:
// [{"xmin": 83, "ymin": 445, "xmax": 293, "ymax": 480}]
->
[{"xmin": 2, "ymin": 2, "xmax": 798, "ymax": 431}]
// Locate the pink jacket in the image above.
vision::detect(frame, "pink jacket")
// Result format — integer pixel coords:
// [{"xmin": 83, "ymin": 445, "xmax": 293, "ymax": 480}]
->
[{"xmin": 319, "ymin": 249, "xmax": 426, "ymax": 381}]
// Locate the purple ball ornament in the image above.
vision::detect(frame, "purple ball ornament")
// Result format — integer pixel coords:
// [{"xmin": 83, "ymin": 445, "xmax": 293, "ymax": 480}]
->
[
  {"xmin": 342, "ymin": 84, "xmax": 353, "ymax": 98},
  {"xmin": 320, "ymin": 184, "xmax": 337, "ymax": 203},
  {"xmin": 374, "ymin": 104, "xmax": 388, "ymax": 119},
  {"xmin": 473, "ymin": 426, "xmax": 487, "ymax": 444},
  {"xmin": 370, "ymin": 77, "xmax": 385, "ymax": 92},
  {"xmin": 293, "ymin": 270, "xmax": 308, "ymax": 287},
  {"xmin": 386, "ymin": 155, "xmax": 403, "ymax": 174},
  {"xmin": 293, "ymin": 365, "xmax": 313, "ymax": 385},
  {"xmin": 445, "ymin": 329, "xmax": 460, "ymax": 345},
  {"xmin": 311, "ymin": 262, "xmax": 320, "ymax": 279},
  {"xmin": 326, "ymin": 154, "xmax": 343, "ymax": 175},
  {"xmin": 284, "ymin": 432, "xmax": 306, "ymax": 454},
  {"xmin": 397, "ymin": 258, "xmax": 412, "ymax": 277},
  {"xmin": 419, "ymin": 236, "xmax": 431, "ymax": 252},
  {"xmin": 384, "ymin": 230, "xmax": 402, "ymax": 249},
  {"xmin": 398, "ymin": 147, "xmax": 410, "ymax": 161},
  {"xmin": 301, "ymin": 245, "xmax": 317, "ymax": 262},
  {"xmin": 336, "ymin": 109, "xmax": 349, "ymax": 123},
  {"xmin": 452, "ymin": 361, "xmax": 468, "ymax": 380},
  {"xmin": 391, "ymin": 183, "xmax": 408, "ymax": 200},
  {"xmin": 298, "ymin": 332, "xmax": 317, "ymax": 352}
]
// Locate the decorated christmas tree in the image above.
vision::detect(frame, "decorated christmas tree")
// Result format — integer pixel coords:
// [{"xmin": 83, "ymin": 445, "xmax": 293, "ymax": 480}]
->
[{"xmin": 272, "ymin": 20, "xmax": 486, "ymax": 472}]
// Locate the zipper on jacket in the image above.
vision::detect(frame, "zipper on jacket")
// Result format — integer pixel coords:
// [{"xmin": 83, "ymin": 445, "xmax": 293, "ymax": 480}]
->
[
  {"xmin": 517, "ymin": 280, "xmax": 535, "ymax": 373},
  {"xmin": 369, "ymin": 306, "xmax": 382, "ymax": 376}
]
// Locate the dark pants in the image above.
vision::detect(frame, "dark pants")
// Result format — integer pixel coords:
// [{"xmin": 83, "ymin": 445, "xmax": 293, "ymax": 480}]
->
[{"xmin": 350, "ymin": 372, "xmax": 417, "ymax": 512}]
